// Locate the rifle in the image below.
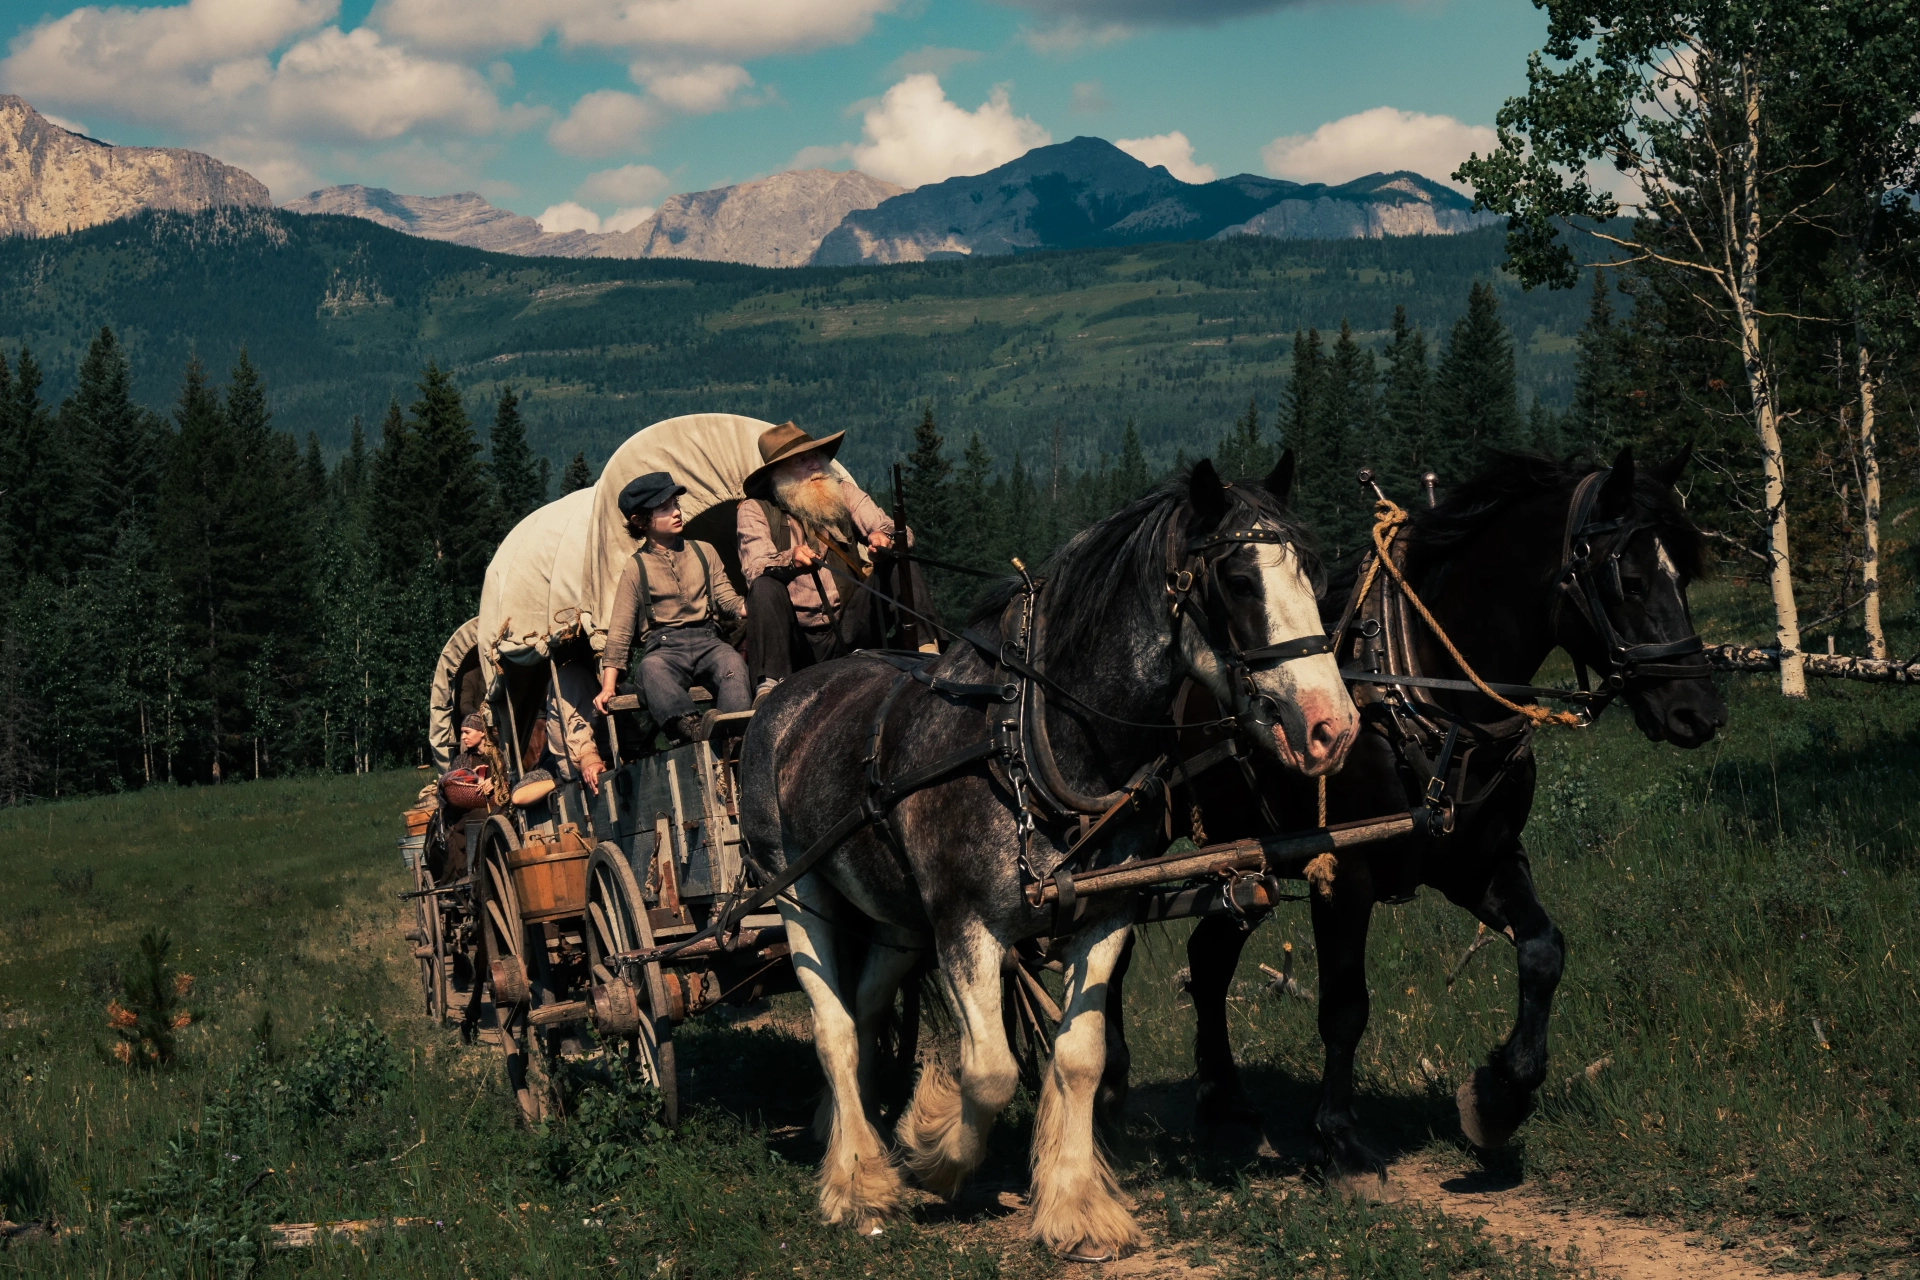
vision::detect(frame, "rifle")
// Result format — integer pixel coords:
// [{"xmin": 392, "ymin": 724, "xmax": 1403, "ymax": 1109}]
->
[{"xmin": 890, "ymin": 462, "xmax": 921, "ymax": 651}]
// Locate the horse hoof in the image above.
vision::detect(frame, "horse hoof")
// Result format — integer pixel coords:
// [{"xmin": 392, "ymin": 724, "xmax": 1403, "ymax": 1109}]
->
[
  {"xmin": 1061, "ymin": 1248, "xmax": 1117, "ymax": 1264},
  {"xmin": 1457, "ymin": 1070, "xmax": 1519, "ymax": 1149}
]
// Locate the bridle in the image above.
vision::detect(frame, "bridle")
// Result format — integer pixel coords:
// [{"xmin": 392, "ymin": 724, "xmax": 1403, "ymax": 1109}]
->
[
  {"xmin": 1550, "ymin": 469, "xmax": 1708, "ymax": 717},
  {"xmin": 1168, "ymin": 519, "xmax": 1334, "ymax": 732}
]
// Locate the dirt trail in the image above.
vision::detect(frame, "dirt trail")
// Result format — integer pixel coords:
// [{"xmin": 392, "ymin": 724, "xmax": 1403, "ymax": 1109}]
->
[
  {"xmin": 1378, "ymin": 1158, "xmax": 1780, "ymax": 1280},
  {"xmin": 1102, "ymin": 1082, "xmax": 1791, "ymax": 1280}
]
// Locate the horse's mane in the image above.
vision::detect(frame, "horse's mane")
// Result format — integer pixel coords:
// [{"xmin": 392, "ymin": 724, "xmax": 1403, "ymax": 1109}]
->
[
  {"xmin": 1402, "ymin": 451, "xmax": 1709, "ymax": 581},
  {"xmin": 967, "ymin": 470, "xmax": 1322, "ymax": 661}
]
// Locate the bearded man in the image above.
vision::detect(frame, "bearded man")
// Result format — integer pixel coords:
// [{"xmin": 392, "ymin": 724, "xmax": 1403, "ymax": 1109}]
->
[{"xmin": 737, "ymin": 422, "xmax": 939, "ymax": 699}]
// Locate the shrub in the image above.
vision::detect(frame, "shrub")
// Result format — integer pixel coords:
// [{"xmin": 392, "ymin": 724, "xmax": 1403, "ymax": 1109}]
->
[{"xmin": 107, "ymin": 929, "xmax": 193, "ymax": 1067}]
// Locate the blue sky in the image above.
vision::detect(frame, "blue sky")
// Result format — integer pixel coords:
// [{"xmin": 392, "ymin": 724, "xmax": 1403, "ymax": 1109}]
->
[{"xmin": 0, "ymin": 0, "xmax": 1550, "ymax": 231}]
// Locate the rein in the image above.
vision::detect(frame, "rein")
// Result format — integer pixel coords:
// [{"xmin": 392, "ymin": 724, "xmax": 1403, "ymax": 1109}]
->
[{"xmin": 667, "ymin": 499, "xmax": 1339, "ymax": 956}]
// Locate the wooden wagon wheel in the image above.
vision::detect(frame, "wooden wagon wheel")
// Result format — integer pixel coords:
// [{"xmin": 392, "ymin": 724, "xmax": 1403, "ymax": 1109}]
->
[
  {"xmin": 410, "ymin": 827, "xmax": 450, "ymax": 1024},
  {"xmin": 475, "ymin": 816, "xmax": 555, "ymax": 1125},
  {"xmin": 584, "ymin": 843, "xmax": 679, "ymax": 1125}
]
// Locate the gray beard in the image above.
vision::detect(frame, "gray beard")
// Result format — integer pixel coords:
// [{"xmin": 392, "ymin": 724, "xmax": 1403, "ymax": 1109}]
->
[{"xmin": 774, "ymin": 472, "xmax": 855, "ymax": 545}]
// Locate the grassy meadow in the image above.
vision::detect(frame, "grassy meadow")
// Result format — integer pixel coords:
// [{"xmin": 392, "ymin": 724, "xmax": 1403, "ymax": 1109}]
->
[{"xmin": 0, "ymin": 584, "xmax": 1914, "ymax": 1277}]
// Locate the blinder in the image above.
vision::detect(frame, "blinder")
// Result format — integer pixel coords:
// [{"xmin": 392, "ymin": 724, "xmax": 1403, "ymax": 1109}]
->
[
  {"xmin": 1170, "ymin": 520, "xmax": 1333, "ymax": 731},
  {"xmin": 1553, "ymin": 471, "xmax": 1707, "ymax": 705}
]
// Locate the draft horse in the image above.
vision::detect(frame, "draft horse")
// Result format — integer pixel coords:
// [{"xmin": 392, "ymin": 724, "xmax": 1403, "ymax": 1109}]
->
[
  {"xmin": 739, "ymin": 458, "xmax": 1357, "ymax": 1258},
  {"xmin": 1157, "ymin": 449, "xmax": 1726, "ymax": 1172}
]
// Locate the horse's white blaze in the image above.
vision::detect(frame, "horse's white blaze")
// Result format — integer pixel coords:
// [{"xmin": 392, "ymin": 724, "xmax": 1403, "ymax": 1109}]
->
[
  {"xmin": 1248, "ymin": 541, "xmax": 1355, "ymax": 771},
  {"xmin": 1655, "ymin": 538, "xmax": 1680, "ymax": 581}
]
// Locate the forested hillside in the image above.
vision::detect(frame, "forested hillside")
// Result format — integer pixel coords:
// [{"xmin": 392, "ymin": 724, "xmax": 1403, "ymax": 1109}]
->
[{"xmin": 0, "ymin": 207, "xmax": 1589, "ymax": 478}]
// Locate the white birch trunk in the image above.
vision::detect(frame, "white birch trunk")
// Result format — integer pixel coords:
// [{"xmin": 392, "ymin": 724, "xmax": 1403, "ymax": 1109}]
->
[
  {"xmin": 1739, "ymin": 64, "xmax": 1807, "ymax": 698},
  {"xmin": 1856, "ymin": 343, "xmax": 1886, "ymax": 660}
]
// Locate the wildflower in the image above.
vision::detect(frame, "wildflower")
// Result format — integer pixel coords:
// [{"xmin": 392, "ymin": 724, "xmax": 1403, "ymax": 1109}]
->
[
  {"xmin": 107, "ymin": 1000, "xmax": 139, "ymax": 1029},
  {"xmin": 111, "ymin": 1041, "xmax": 133, "ymax": 1065}
]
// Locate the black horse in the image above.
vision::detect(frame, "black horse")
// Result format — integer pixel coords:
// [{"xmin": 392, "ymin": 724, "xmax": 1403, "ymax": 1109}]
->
[
  {"xmin": 1148, "ymin": 449, "xmax": 1726, "ymax": 1173},
  {"xmin": 738, "ymin": 460, "xmax": 1357, "ymax": 1258}
]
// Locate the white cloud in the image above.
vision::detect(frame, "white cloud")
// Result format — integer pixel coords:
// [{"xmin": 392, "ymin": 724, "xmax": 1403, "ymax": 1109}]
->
[
  {"xmin": 884, "ymin": 45, "xmax": 981, "ymax": 79},
  {"xmin": 1261, "ymin": 106, "xmax": 1496, "ymax": 189},
  {"xmin": 1116, "ymin": 131, "xmax": 1215, "ymax": 183},
  {"xmin": 38, "ymin": 111, "xmax": 96, "ymax": 137},
  {"xmin": 1020, "ymin": 17, "xmax": 1132, "ymax": 54},
  {"xmin": 537, "ymin": 201, "xmax": 603, "ymax": 233},
  {"xmin": 372, "ymin": 0, "xmax": 901, "ymax": 60},
  {"xmin": 0, "ymin": 0, "xmax": 336, "ymax": 119},
  {"xmin": 577, "ymin": 163, "xmax": 671, "ymax": 205},
  {"xmin": 1069, "ymin": 80, "xmax": 1109, "ymax": 116},
  {"xmin": 0, "ymin": 0, "xmax": 503, "ymax": 165},
  {"xmin": 789, "ymin": 142, "xmax": 856, "ymax": 170},
  {"xmin": 844, "ymin": 75, "xmax": 1049, "ymax": 189},
  {"xmin": 548, "ymin": 89, "xmax": 661, "ymax": 157},
  {"xmin": 267, "ymin": 27, "xmax": 502, "ymax": 141},
  {"xmin": 636, "ymin": 62, "xmax": 752, "ymax": 114},
  {"xmin": 602, "ymin": 205, "xmax": 655, "ymax": 233}
]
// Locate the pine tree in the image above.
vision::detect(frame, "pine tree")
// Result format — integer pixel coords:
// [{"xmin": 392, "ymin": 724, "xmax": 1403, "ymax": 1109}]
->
[
  {"xmin": 488, "ymin": 385, "xmax": 543, "ymax": 526},
  {"xmin": 953, "ymin": 431, "xmax": 996, "ymax": 574},
  {"xmin": 1281, "ymin": 329, "xmax": 1328, "ymax": 471},
  {"xmin": 904, "ymin": 403, "xmax": 955, "ymax": 554},
  {"xmin": 560, "ymin": 451, "xmax": 593, "ymax": 495},
  {"xmin": 1318, "ymin": 318, "xmax": 1378, "ymax": 552},
  {"xmin": 59, "ymin": 327, "xmax": 169, "ymax": 571},
  {"xmin": 302, "ymin": 434, "xmax": 328, "ymax": 510},
  {"xmin": 1216, "ymin": 397, "xmax": 1273, "ymax": 478},
  {"xmin": 407, "ymin": 362, "xmax": 497, "ymax": 591},
  {"xmin": 335, "ymin": 415, "xmax": 368, "ymax": 510},
  {"xmin": 1568, "ymin": 269, "xmax": 1627, "ymax": 452},
  {"xmin": 1432, "ymin": 281, "xmax": 1524, "ymax": 479},
  {"xmin": 1378, "ymin": 305, "xmax": 1433, "ymax": 501}
]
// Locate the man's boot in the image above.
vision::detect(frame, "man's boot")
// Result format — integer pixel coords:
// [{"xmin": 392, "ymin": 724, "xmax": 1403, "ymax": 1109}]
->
[{"xmin": 666, "ymin": 712, "xmax": 714, "ymax": 744}]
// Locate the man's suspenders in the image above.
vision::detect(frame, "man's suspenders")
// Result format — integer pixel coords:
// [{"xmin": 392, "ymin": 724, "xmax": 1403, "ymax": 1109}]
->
[{"xmin": 630, "ymin": 542, "xmax": 714, "ymax": 645}]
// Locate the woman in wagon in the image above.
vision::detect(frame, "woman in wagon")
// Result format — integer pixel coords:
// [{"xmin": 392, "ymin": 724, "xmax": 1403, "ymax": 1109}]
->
[
  {"xmin": 593, "ymin": 470, "xmax": 750, "ymax": 743},
  {"xmin": 737, "ymin": 421, "xmax": 938, "ymax": 702}
]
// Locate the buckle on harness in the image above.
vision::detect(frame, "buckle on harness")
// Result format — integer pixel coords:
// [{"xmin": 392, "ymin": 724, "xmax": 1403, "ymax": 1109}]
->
[{"xmin": 1168, "ymin": 569, "xmax": 1194, "ymax": 595}]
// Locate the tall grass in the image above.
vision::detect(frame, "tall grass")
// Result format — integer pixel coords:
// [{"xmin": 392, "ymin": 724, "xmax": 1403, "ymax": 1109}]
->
[{"xmin": 2, "ymin": 579, "xmax": 1912, "ymax": 1276}]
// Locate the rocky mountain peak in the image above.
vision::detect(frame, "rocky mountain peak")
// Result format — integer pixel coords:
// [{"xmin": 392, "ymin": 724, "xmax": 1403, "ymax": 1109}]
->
[{"xmin": 0, "ymin": 96, "xmax": 270, "ymax": 239}]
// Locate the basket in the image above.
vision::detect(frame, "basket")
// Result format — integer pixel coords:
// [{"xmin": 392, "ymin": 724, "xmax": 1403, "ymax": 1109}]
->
[
  {"xmin": 441, "ymin": 768, "xmax": 492, "ymax": 811},
  {"xmin": 507, "ymin": 824, "xmax": 590, "ymax": 921},
  {"xmin": 397, "ymin": 834, "xmax": 425, "ymax": 870}
]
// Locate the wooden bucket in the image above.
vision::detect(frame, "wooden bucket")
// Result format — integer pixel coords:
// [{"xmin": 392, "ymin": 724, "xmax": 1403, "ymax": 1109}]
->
[{"xmin": 508, "ymin": 824, "xmax": 590, "ymax": 922}]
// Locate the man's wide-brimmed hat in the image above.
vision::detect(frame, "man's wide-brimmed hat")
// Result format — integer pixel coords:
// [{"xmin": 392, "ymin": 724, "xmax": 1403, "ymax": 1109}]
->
[
  {"xmin": 742, "ymin": 422, "xmax": 843, "ymax": 500},
  {"xmin": 619, "ymin": 471, "xmax": 687, "ymax": 520}
]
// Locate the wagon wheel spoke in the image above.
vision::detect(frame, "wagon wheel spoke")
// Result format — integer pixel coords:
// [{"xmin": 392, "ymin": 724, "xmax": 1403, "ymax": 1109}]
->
[{"xmin": 584, "ymin": 845, "xmax": 678, "ymax": 1126}]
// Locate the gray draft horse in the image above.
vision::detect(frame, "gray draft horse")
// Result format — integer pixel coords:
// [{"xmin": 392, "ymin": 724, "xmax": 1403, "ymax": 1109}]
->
[{"xmin": 738, "ymin": 459, "xmax": 1358, "ymax": 1258}]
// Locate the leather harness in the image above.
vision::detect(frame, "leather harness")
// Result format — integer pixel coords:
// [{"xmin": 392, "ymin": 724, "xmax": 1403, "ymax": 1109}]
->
[{"xmin": 693, "ymin": 507, "xmax": 1335, "ymax": 948}]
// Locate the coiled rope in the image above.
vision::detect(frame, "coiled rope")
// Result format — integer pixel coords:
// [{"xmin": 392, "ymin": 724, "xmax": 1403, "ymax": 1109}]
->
[{"xmin": 1361, "ymin": 498, "xmax": 1583, "ymax": 730}]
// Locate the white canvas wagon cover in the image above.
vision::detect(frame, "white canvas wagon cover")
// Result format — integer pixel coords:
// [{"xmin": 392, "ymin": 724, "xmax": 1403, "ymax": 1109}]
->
[{"xmin": 476, "ymin": 412, "xmax": 850, "ymax": 679}]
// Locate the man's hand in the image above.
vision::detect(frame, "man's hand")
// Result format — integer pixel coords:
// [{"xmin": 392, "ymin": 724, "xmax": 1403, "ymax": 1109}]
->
[
  {"xmin": 867, "ymin": 529, "xmax": 893, "ymax": 554},
  {"xmin": 592, "ymin": 669, "xmax": 618, "ymax": 715},
  {"xmin": 793, "ymin": 542, "xmax": 822, "ymax": 569},
  {"xmin": 581, "ymin": 756, "xmax": 603, "ymax": 795}
]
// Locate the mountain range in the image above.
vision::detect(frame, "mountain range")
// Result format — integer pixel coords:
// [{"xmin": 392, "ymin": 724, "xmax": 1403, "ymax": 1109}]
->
[
  {"xmin": 813, "ymin": 137, "xmax": 1497, "ymax": 264},
  {"xmin": 0, "ymin": 96, "xmax": 1499, "ymax": 267}
]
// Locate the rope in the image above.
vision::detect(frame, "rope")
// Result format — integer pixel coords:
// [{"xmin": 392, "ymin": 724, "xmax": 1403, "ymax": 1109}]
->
[{"xmin": 1363, "ymin": 498, "xmax": 1583, "ymax": 730}]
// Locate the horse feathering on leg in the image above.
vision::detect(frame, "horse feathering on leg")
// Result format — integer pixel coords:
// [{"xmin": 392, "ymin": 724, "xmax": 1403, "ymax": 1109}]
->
[{"xmin": 738, "ymin": 457, "xmax": 1356, "ymax": 1257}]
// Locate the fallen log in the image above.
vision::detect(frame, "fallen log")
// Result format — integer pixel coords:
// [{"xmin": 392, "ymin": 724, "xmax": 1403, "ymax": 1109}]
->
[
  {"xmin": 1707, "ymin": 643, "xmax": 1920, "ymax": 685},
  {"xmin": 270, "ymin": 1217, "xmax": 433, "ymax": 1248}
]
